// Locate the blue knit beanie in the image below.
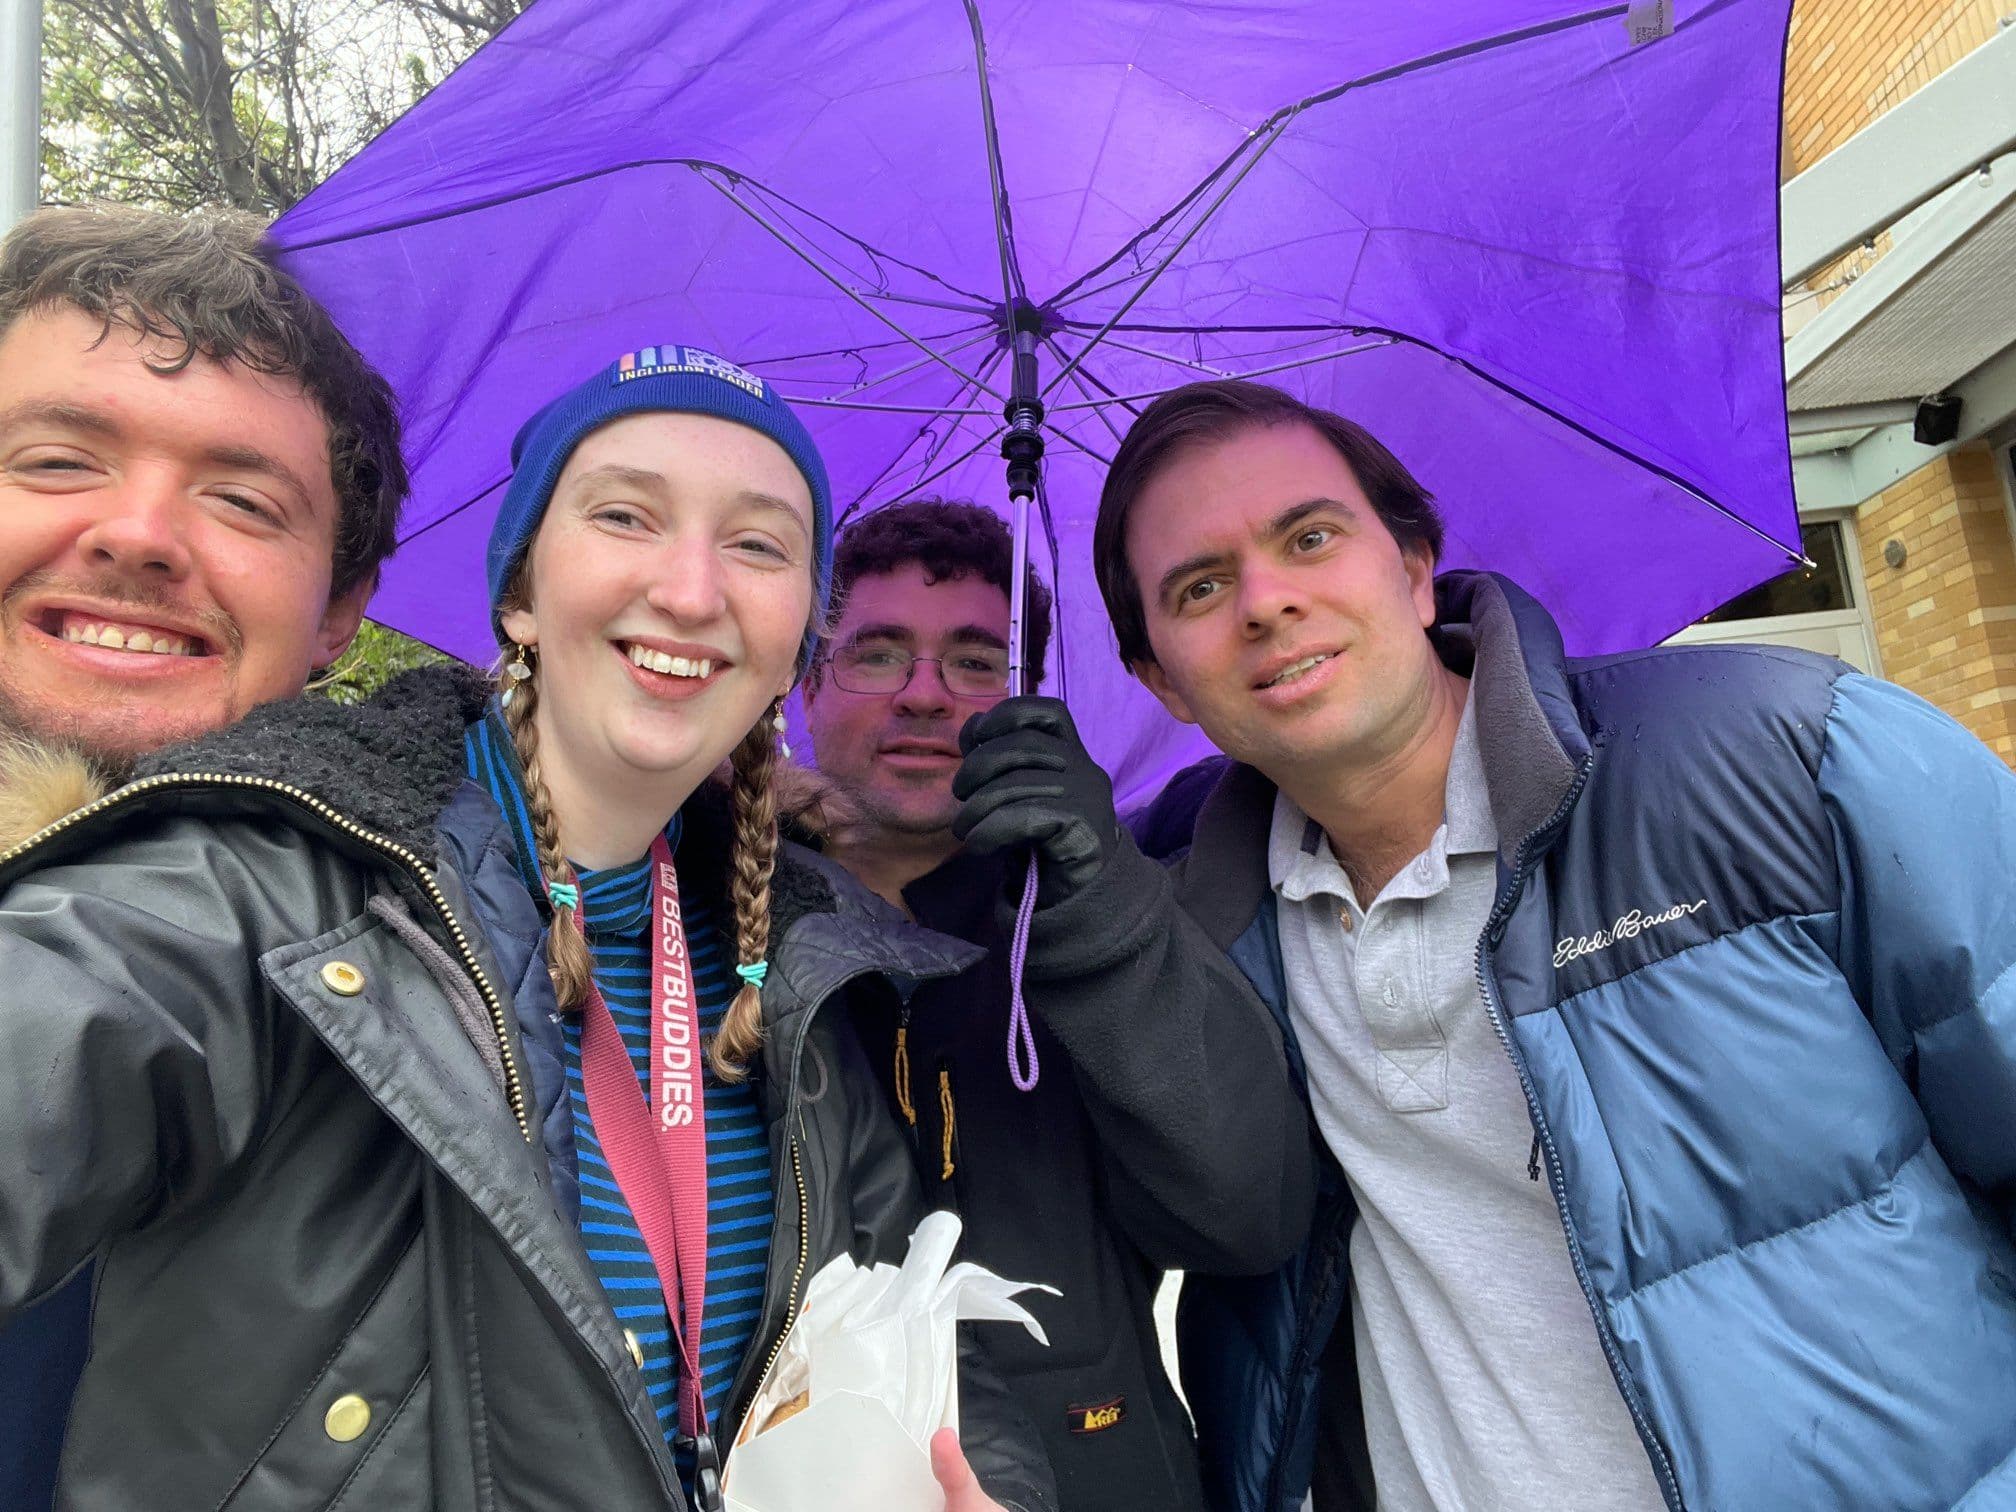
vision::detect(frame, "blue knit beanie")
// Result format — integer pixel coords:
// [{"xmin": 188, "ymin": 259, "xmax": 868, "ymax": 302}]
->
[{"xmin": 486, "ymin": 343, "xmax": 833, "ymax": 664}]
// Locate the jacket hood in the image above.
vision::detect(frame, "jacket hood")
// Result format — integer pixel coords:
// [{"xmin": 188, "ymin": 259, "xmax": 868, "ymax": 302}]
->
[
  {"xmin": 134, "ymin": 664, "xmax": 491, "ymax": 857},
  {"xmin": 0, "ymin": 665, "xmax": 495, "ymax": 861}
]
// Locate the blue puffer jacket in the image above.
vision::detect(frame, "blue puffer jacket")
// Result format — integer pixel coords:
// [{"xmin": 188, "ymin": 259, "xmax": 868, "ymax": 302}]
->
[{"xmin": 1155, "ymin": 571, "xmax": 2016, "ymax": 1512}]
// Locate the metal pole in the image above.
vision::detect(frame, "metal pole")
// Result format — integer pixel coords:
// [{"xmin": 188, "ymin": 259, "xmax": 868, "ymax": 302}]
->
[
  {"xmin": 1000, "ymin": 308, "xmax": 1046, "ymax": 695},
  {"xmin": 0, "ymin": 0, "xmax": 41, "ymax": 230},
  {"xmin": 1008, "ymin": 489, "xmax": 1032, "ymax": 696}
]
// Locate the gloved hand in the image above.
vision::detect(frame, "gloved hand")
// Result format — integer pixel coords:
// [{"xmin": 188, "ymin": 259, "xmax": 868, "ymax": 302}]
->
[{"xmin": 953, "ymin": 696, "xmax": 1117, "ymax": 908}]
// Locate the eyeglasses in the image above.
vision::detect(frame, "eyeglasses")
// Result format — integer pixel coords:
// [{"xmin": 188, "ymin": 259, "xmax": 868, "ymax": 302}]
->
[{"xmin": 825, "ymin": 642, "xmax": 1012, "ymax": 699}]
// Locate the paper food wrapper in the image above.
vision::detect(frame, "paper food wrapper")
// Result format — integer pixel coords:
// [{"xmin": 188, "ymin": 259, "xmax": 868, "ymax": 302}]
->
[{"xmin": 724, "ymin": 1210, "xmax": 1053, "ymax": 1512}]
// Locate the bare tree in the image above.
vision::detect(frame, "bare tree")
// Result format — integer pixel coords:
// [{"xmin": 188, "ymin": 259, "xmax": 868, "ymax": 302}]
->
[
  {"xmin": 391, "ymin": 0, "xmax": 526, "ymax": 51},
  {"xmin": 42, "ymin": 0, "xmax": 475, "ymax": 214},
  {"xmin": 39, "ymin": 0, "xmax": 480, "ymax": 689}
]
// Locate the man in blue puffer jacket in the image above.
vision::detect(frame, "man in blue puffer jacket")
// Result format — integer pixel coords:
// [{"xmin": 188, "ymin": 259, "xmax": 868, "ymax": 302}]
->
[{"xmin": 1037, "ymin": 377, "xmax": 2014, "ymax": 1512}]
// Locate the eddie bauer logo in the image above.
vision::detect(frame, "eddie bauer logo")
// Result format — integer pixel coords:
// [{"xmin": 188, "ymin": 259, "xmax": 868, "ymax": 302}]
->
[
  {"xmin": 1554, "ymin": 899, "xmax": 1707, "ymax": 967},
  {"xmin": 1066, "ymin": 1396, "xmax": 1127, "ymax": 1434}
]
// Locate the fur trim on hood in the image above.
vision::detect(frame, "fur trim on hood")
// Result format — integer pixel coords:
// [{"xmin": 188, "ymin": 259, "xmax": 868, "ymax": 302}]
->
[
  {"xmin": 0, "ymin": 740, "xmax": 110, "ymax": 853},
  {"xmin": 0, "ymin": 666, "xmax": 488, "ymax": 863}
]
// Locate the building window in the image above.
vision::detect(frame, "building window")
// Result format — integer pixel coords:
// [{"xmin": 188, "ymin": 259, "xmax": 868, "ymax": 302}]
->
[
  {"xmin": 1670, "ymin": 516, "xmax": 1879, "ymax": 674},
  {"xmin": 1700, "ymin": 521, "xmax": 1854, "ymax": 623}
]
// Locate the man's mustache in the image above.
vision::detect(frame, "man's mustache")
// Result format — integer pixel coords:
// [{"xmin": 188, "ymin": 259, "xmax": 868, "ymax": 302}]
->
[
  {"xmin": 879, "ymin": 718, "xmax": 959, "ymax": 743},
  {"xmin": 1, "ymin": 570, "xmax": 243, "ymax": 656}
]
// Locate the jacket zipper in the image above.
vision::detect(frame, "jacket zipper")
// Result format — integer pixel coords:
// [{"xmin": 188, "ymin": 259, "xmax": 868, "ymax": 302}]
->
[
  {"xmin": 737, "ymin": 1137, "xmax": 810, "ymax": 1440},
  {"xmin": 0, "ymin": 771, "xmax": 533, "ymax": 1145},
  {"xmin": 1471, "ymin": 752, "xmax": 1684, "ymax": 1512},
  {"xmin": 1260, "ymin": 1195, "xmax": 1348, "ymax": 1512},
  {"xmin": 724, "ymin": 956, "xmax": 972, "ymax": 1459}
]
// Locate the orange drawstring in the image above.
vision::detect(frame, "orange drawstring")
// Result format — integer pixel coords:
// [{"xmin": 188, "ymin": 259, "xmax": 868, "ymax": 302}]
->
[
  {"xmin": 938, "ymin": 1070, "xmax": 957, "ymax": 1181},
  {"xmin": 894, "ymin": 1026, "xmax": 916, "ymax": 1126}
]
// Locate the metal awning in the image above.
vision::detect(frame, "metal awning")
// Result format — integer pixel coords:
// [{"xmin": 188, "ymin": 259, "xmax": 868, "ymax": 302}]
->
[{"xmin": 1783, "ymin": 23, "xmax": 2016, "ymax": 509}]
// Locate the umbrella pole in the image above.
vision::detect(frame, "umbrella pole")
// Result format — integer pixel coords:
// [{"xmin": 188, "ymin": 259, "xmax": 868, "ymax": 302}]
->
[
  {"xmin": 1008, "ymin": 487, "xmax": 1032, "ymax": 698},
  {"xmin": 1002, "ymin": 317, "xmax": 1044, "ymax": 696},
  {"xmin": 1001, "ymin": 317, "xmax": 1045, "ymax": 1092}
]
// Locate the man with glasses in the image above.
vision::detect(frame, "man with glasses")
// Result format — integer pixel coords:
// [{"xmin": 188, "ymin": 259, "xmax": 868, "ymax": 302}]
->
[{"xmin": 804, "ymin": 498, "xmax": 1312, "ymax": 1512}]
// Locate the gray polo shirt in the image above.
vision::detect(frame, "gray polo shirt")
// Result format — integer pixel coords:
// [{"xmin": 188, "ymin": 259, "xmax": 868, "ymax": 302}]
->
[{"xmin": 1270, "ymin": 694, "xmax": 1662, "ymax": 1511}]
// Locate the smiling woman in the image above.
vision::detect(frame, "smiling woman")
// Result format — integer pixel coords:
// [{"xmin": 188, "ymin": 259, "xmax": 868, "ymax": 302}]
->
[{"xmin": 457, "ymin": 346, "xmax": 1050, "ymax": 1512}]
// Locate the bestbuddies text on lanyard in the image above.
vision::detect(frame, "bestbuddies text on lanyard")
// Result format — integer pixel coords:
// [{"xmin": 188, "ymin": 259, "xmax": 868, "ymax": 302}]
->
[{"xmin": 574, "ymin": 834, "xmax": 724, "ymax": 1512}]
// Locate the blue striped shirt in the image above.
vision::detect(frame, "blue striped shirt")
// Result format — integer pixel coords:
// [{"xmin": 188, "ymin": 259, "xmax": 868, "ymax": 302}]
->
[{"xmin": 465, "ymin": 709, "xmax": 773, "ymax": 1497}]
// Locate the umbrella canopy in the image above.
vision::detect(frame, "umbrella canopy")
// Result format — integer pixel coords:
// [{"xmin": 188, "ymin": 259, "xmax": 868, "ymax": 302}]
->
[{"xmin": 273, "ymin": 0, "xmax": 1796, "ymax": 807}]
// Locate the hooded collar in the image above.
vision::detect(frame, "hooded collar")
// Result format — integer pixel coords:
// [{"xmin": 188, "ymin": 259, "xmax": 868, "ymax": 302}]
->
[{"xmin": 129, "ymin": 663, "xmax": 493, "ymax": 858}]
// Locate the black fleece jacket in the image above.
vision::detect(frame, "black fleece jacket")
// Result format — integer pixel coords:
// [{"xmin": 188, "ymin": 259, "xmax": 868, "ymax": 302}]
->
[{"xmin": 851, "ymin": 837, "xmax": 1318, "ymax": 1512}]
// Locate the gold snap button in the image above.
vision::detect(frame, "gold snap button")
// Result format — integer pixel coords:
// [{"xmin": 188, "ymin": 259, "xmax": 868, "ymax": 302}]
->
[
  {"xmin": 324, "ymin": 1393, "xmax": 371, "ymax": 1442},
  {"xmin": 320, "ymin": 961, "xmax": 365, "ymax": 996},
  {"xmin": 624, "ymin": 1328, "xmax": 645, "ymax": 1368}
]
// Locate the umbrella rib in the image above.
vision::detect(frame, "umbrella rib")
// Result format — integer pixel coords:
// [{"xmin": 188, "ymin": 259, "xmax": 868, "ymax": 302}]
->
[
  {"xmin": 1043, "ymin": 4, "xmax": 1630, "ymax": 313},
  {"xmin": 716, "ymin": 168, "xmax": 999, "ymax": 311},
  {"xmin": 963, "ymin": 0, "xmax": 1030, "ymax": 306},
  {"xmin": 748, "ymin": 321, "xmax": 995, "ymax": 373},
  {"xmin": 898, "ymin": 343, "xmax": 1010, "ymax": 485},
  {"xmin": 839, "ymin": 345, "xmax": 1010, "ymax": 518},
  {"xmin": 1039, "ymin": 111, "xmax": 1299, "ymax": 405},
  {"xmin": 861, "ymin": 288, "xmax": 1007, "ymax": 315},
  {"xmin": 1220, "ymin": 337, "xmax": 1397, "ymax": 383},
  {"xmin": 877, "ymin": 425, "xmax": 1004, "ymax": 509},
  {"xmin": 1040, "ymin": 336, "xmax": 1387, "ymax": 409},
  {"xmin": 279, "ymin": 155, "xmax": 984, "ymax": 314},
  {"xmin": 796, "ymin": 327, "xmax": 1003, "ymax": 403},
  {"xmin": 1371, "ymin": 327, "xmax": 1806, "ymax": 566},
  {"xmin": 387, "ymin": 471, "xmax": 510, "ymax": 551},
  {"xmin": 1059, "ymin": 319, "xmax": 1358, "ymax": 334},
  {"xmin": 1033, "ymin": 471, "xmax": 1068, "ymax": 704},
  {"xmin": 783, "ymin": 397, "xmax": 1000, "ymax": 416},
  {"xmin": 703, "ymin": 173, "xmax": 1006, "ymax": 402},
  {"xmin": 1048, "ymin": 425, "xmax": 1114, "ymax": 468},
  {"xmin": 1071, "ymin": 355, "xmax": 1148, "ymax": 420},
  {"xmin": 1044, "ymin": 317, "xmax": 1803, "ymax": 564},
  {"xmin": 1040, "ymin": 334, "xmax": 1137, "ymax": 440},
  {"xmin": 1080, "ymin": 334, "xmax": 1233, "ymax": 380}
]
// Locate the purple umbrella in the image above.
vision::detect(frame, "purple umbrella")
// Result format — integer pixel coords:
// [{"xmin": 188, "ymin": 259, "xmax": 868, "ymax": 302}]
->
[{"xmin": 273, "ymin": 0, "xmax": 1796, "ymax": 809}]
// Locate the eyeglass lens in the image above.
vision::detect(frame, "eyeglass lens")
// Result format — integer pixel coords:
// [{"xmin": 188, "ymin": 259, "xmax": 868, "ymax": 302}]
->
[{"xmin": 832, "ymin": 644, "xmax": 1010, "ymax": 696}]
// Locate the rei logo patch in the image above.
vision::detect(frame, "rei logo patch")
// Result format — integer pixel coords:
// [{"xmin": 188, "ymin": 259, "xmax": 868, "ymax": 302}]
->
[{"xmin": 1066, "ymin": 1396, "xmax": 1127, "ymax": 1434}]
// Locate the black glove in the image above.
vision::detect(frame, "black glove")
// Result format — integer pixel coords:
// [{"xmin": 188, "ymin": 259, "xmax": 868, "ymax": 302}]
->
[{"xmin": 953, "ymin": 696, "xmax": 1118, "ymax": 908}]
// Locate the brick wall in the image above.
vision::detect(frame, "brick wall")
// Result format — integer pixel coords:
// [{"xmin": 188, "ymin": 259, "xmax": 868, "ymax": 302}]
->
[
  {"xmin": 1785, "ymin": 0, "xmax": 2006, "ymax": 175},
  {"xmin": 1782, "ymin": 0, "xmax": 2007, "ymax": 303},
  {"xmin": 1852, "ymin": 446, "xmax": 2016, "ymax": 760},
  {"xmin": 1784, "ymin": 0, "xmax": 2016, "ymax": 760}
]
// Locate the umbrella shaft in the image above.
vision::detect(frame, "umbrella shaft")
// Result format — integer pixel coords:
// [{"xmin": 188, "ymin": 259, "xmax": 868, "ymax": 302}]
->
[{"xmin": 1009, "ymin": 489, "xmax": 1032, "ymax": 695}]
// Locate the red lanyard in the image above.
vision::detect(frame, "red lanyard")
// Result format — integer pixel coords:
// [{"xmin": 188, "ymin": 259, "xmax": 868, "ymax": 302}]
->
[{"xmin": 575, "ymin": 833, "xmax": 712, "ymax": 1442}]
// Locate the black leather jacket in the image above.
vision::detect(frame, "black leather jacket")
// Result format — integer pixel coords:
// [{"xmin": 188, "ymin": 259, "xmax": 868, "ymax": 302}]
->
[{"xmin": 0, "ymin": 668, "xmax": 1054, "ymax": 1512}]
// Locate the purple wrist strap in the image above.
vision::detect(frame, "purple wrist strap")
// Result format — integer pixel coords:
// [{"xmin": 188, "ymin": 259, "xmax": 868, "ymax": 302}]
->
[{"xmin": 1006, "ymin": 851, "xmax": 1042, "ymax": 1092}]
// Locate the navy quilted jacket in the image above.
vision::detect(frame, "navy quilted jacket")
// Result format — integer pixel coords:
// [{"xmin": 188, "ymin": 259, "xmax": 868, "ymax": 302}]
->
[{"xmin": 1158, "ymin": 571, "xmax": 2016, "ymax": 1512}]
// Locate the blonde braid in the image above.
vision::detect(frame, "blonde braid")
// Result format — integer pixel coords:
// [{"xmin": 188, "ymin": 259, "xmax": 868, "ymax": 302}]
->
[
  {"xmin": 498, "ymin": 652, "xmax": 596, "ymax": 1013},
  {"xmin": 709, "ymin": 702, "xmax": 782, "ymax": 1083}
]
